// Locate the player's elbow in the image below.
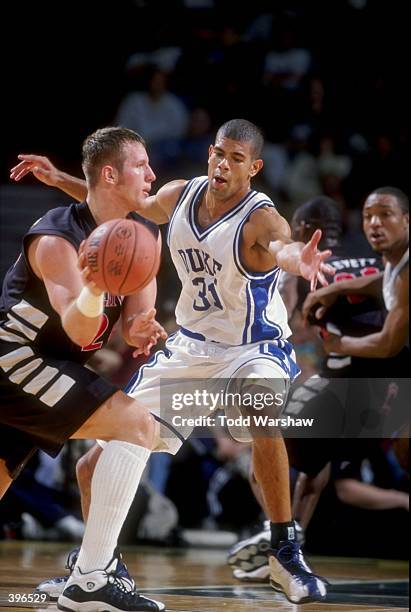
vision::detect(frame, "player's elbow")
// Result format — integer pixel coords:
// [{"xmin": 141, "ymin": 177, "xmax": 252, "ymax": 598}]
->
[
  {"xmin": 376, "ymin": 334, "xmax": 405, "ymax": 358},
  {"xmin": 335, "ymin": 479, "xmax": 357, "ymax": 506}
]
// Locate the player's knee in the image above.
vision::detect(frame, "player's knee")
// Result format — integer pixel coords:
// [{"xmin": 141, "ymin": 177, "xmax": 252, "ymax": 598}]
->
[{"xmin": 117, "ymin": 404, "xmax": 156, "ymax": 448}]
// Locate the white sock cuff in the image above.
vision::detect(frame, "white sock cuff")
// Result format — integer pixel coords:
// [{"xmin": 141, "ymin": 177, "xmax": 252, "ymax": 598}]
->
[{"xmin": 106, "ymin": 440, "xmax": 150, "ymax": 463}]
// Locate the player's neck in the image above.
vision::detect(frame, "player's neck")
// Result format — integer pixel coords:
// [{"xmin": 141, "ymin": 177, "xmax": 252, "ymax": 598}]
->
[
  {"xmin": 86, "ymin": 195, "xmax": 128, "ymax": 226},
  {"xmin": 384, "ymin": 239, "xmax": 409, "ymax": 267},
  {"xmin": 203, "ymin": 186, "xmax": 250, "ymax": 220}
]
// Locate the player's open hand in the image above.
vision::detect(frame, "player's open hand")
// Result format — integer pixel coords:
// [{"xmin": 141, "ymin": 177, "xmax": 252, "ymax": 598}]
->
[
  {"xmin": 10, "ymin": 154, "xmax": 60, "ymax": 187},
  {"xmin": 128, "ymin": 308, "xmax": 168, "ymax": 357},
  {"xmin": 299, "ymin": 229, "xmax": 335, "ymax": 291}
]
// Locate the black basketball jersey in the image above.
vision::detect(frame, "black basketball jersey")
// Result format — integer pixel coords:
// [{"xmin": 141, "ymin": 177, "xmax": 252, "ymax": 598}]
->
[
  {"xmin": 0, "ymin": 201, "xmax": 159, "ymax": 364},
  {"xmin": 298, "ymin": 248, "xmax": 385, "ymax": 376}
]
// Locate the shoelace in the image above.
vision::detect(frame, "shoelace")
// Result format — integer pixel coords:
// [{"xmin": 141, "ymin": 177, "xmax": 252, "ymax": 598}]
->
[
  {"xmin": 107, "ymin": 571, "xmax": 137, "ymax": 595},
  {"xmin": 66, "ymin": 549, "xmax": 135, "ymax": 592},
  {"xmin": 107, "ymin": 562, "xmax": 137, "ymax": 594}
]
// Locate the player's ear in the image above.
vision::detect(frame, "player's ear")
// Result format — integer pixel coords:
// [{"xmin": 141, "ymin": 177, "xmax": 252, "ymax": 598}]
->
[
  {"xmin": 208, "ymin": 144, "xmax": 214, "ymax": 160},
  {"xmin": 102, "ymin": 165, "xmax": 117, "ymax": 184},
  {"xmin": 249, "ymin": 158, "xmax": 263, "ymax": 178}
]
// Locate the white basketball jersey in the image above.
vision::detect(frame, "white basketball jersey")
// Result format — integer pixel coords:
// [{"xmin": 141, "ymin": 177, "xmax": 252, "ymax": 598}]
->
[
  {"xmin": 167, "ymin": 176, "xmax": 291, "ymax": 345},
  {"xmin": 383, "ymin": 247, "xmax": 409, "ymax": 311}
]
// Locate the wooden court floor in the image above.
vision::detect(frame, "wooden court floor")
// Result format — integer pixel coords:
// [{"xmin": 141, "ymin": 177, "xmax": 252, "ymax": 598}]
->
[{"xmin": 0, "ymin": 540, "xmax": 408, "ymax": 611}]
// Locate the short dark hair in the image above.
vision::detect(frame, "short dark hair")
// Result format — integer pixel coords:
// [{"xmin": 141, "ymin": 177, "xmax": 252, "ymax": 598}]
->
[
  {"xmin": 368, "ymin": 186, "xmax": 409, "ymax": 214},
  {"xmin": 216, "ymin": 119, "xmax": 264, "ymax": 159},
  {"xmin": 82, "ymin": 127, "xmax": 146, "ymax": 188},
  {"xmin": 294, "ymin": 196, "xmax": 342, "ymax": 244}
]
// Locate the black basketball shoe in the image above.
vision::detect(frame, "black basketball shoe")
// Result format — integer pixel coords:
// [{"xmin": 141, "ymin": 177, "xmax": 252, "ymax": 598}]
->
[
  {"xmin": 35, "ymin": 547, "xmax": 135, "ymax": 601},
  {"xmin": 57, "ymin": 556, "xmax": 165, "ymax": 611}
]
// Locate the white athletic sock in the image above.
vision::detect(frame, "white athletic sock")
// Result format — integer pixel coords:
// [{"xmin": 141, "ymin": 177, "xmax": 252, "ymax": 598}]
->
[{"xmin": 76, "ymin": 440, "xmax": 150, "ymax": 572}]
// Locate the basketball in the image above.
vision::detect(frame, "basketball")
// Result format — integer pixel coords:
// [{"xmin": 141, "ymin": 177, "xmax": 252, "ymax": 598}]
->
[{"xmin": 83, "ymin": 218, "xmax": 160, "ymax": 295}]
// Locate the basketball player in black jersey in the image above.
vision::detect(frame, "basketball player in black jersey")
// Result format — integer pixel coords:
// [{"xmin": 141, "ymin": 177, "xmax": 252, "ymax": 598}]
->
[
  {"xmin": 228, "ymin": 193, "xmax": 408, "ymax": 581},
  {"xmin": 2, "ymin": 127, "xmax": 166, "ymax": 611},
  {"xmin": 304, "ymin": 187, "xmax": 409, "ymax": 368}
]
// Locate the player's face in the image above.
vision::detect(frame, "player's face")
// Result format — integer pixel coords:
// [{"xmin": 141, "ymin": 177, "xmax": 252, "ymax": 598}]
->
[
  {"xmin": 207, "ymin": 137, "xmax": 262, "ymax": 200},
  {"xmin": 117, "ymin": 142, "xmax": 156, "ymax": 208},
  {"xmin": 363, "ymin": 193, "xmax": 409, "ymax": 254}
]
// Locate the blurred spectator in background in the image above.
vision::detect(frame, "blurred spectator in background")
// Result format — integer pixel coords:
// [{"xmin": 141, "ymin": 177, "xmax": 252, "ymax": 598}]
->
[
  {"xmin": 115, "ymin": 64, "xmax": 189, "ymax": 169},
  {"xmin": 0, "ymin": 443, "xmax": 86, "ymax": 542},
  {"xmin": 283, "ymin": 124, "xmax": 321, "ymax": 207}
]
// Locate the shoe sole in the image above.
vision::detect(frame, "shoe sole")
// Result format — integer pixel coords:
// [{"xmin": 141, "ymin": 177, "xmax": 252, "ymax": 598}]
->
[
  {"xmin": 35, "ymin": 586, "xmax": 65, "ymax": 602},
  {"xmin": 228, "ymin": 539, "xmax": 270, "ymax": 574},
  {"xmin": 57, "ymin": 594, "xmax": 165, "ymax": 612},
  {"xmin": 270, "ymin": 578, "xmax": 327, "ymax": 604},
  {"xmin": 233, "ymin": 565, "xmax": 270, "ymax": 582}
]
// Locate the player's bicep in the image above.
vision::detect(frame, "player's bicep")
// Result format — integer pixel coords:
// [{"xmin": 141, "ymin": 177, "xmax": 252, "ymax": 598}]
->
[
  {"xmin": 139, "ymin": 180, "xmax": 187, "ymax": 224},
  {"xmin": 381, "ymin": 277, "xmax": 409, "ymax": 352},
  {"xmin": 31, "ymin": 236, "xmax": 82, "ymax": 316}
]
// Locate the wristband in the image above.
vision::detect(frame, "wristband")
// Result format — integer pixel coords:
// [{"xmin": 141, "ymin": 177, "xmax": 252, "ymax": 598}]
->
[{"xmin": 76, "ymin": 286, "xmax": 104, "ymax": 318}]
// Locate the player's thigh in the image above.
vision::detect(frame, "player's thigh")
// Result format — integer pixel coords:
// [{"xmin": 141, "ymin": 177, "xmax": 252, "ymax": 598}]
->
[
  {"xmin": 223, "ymin": 357, "xmax": 290, "ymax": 441},
  {"xmin": 1, "ymin": 344, "xmax": 119, "ymax": 455}
]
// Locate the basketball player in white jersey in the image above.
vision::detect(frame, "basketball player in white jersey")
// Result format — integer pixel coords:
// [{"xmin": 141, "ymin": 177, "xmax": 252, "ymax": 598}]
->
[{"xmin": 11, "ymin": 119, "xmax": 334, "ymax": 604}]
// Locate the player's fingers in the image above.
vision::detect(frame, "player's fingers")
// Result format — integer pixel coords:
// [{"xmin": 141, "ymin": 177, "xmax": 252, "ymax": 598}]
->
[
  {"xmin": 309, "ymin": 229, "xmax": 322, "ymax": 250},
  {"xmin": 317, "ymin": 271, "xmax": 328, "ymax": 287},
  {"xmin": 17, "ymin": 154, "xmax": 46, "ymax": 163},
  {"xmin": 132, "ymin": 348, "xmax": 143, "ymax": 358},
  {"xmin": 321, "ymin": 262, "xmax": 335, "ymax": 275},
  {"xmin": 310, "ymin": 275, "xmax": 317, "ymax": 292},
  {"xmin": 10, "ymin": 160, "xmax": 28, "ymax": 174},
  {"xmin": 319, "ymin": 249, "xmax": 332, "ymax": 261},
  {"xmin": 10, "ymin": 167, "xmax": 32, "ymax": 181}
]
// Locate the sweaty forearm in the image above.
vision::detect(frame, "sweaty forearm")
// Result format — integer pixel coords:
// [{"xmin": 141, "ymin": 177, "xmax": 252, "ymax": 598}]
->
[
  {"xmin": 62, "ymin": 291, "xmax": 103, "ymax": 347},
  {"xmin": 336, "ymin": 479, "xmax": 409, "ymax": 510},
  {"xmin": 55, "ymin": 171, "xmax": 87, "ymax": 202},
  {"xmin": 270, "ymin": 240, "xmax": 304, "ymax": 276},
  {"xmin": 339, "ymin": 331, "xmax": 402, "ymax": 358},
  {"xmin": 321, "ymin": 273, "xmax": 383, "ymax": 299}
]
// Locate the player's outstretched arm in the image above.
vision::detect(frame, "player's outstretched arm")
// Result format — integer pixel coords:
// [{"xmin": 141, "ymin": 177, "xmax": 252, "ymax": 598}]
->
[
  {"xmin": 335, "ymin": 478, "xmax": 409, "ymax": 511},
  {"xmin": 137, "ymin": 179, "xmax": 187, "ymax": 224},
  {"xmin": 243, "ymin": 207, "xmax": 335, "ymax": 290},
  {"xmin": 10, "ymin": 154, "xmax": 88, "ymax": 201}
]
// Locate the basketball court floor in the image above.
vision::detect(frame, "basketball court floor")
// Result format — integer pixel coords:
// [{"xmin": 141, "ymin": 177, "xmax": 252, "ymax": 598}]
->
[{"xmin": 0, "ymin": 541, "xmax": 408, "ymax": 611}]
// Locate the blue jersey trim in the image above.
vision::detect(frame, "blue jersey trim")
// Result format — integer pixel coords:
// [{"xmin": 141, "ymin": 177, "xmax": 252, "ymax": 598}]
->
[
  {"xmin": 166, "ymin": 178, "xmax": 197, "ymax": 247},
  {"xmin": 180, "ymin": 326, "xmax": 207, "ymax": 341},
  {"xmin": 189, "ymin": 184, "xmax": 257, "ymax": 242},
  {"xmin": 125, "ymin": 350, "xmax": 165, "ymax": 395},
  {"xmin": 233, "ymin": 200, "xmax": 279, "ymax": 280},
  {"xmin": 242, "ymin": 273, "xmax": 283, "ymax": 344},
  {"xmin": 228, "ymin": 341, "xmax": 300, "ymax": 382}
]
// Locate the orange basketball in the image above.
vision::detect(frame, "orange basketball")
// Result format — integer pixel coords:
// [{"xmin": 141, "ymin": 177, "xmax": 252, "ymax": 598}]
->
[{"xmin": 84, "ymin": 218, "xmax": 160, "ymax": 295}]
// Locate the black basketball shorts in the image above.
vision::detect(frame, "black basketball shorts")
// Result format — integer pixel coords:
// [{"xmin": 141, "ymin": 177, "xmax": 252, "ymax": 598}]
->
[{"xmin": 0, "ymin": 340, "xmax": 119, "ymax": 465}]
